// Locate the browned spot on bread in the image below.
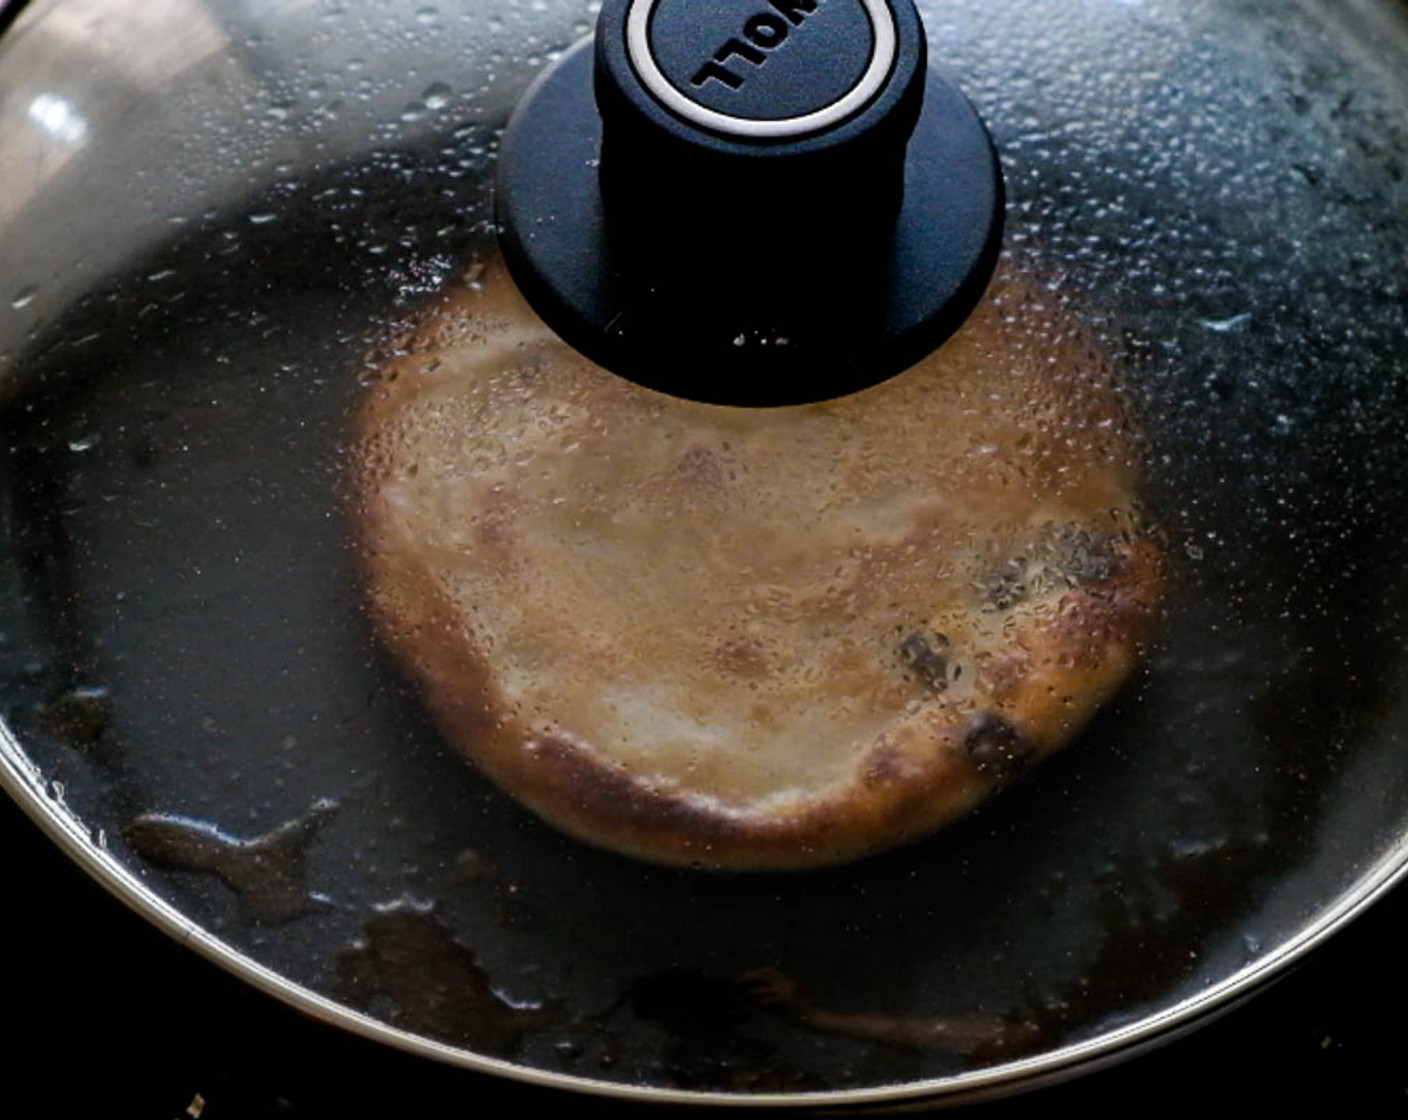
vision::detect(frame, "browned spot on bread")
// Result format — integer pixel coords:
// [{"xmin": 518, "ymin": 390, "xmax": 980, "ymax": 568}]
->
[
  {"xmin": 714, "ymin": 635, "xmax": 770, "ymax": 676},
  {"xmin": 861, "ymin": 744, "xmax": 907, "ymax": 787},
  {"xmin": 964, "ymin": 712, "xmax": 1036, "ymax": 778},
  {"xmin": 674, "ymin": 444, "xmax": 725, "ymax": 488},
  {"xmin": 898, "ymin": 630, "xmax": 951, "ymax": 691}
]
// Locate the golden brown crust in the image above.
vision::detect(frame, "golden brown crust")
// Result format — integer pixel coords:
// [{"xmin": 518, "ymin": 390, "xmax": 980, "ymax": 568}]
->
[{"xmin": 352, "ymin": 258, "xmax": 1162, "ymax": 870}]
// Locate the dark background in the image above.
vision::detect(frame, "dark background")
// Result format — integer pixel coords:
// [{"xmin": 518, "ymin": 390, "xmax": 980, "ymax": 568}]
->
[
  {"xmin": 4, "ymin": 0, "xmax": 1407, "ymax": 1111},
  {"xmin": 7, "ymin": 789, "xmax": 1405, "ymax": 1119}
]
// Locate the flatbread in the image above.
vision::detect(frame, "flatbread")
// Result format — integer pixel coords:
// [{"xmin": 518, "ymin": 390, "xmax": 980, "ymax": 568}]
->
[{"xmin": 352, "ymin": 259, "xmax": 1161, "ymax": 870}]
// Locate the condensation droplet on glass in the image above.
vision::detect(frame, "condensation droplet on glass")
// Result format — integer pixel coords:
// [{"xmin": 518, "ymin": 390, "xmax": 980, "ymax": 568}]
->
[
  {"xmin": 248, "ymin": 212, "xmax": 278, "ymax": 225},
  {"xmin": 1199, "ymin": 312, "xmax": 1251, "ymax": 334},
  {"xmin": 1185, "ymin": 542, "xmax": 1204, "ymax": 561},
  {"xmin": 415, "ymin": 5, "xmax": 439, "ymax": 24},
  {"xmin": 10, "ymin": 285, "xmax": 37, "ymax": 310},
  {"xmin": 422, "ymin": 81, "xmax": 452, "ymax": 110},
  {"xmin": 67, "ymin": 434, "xmax": 99, "ymax": 452}
]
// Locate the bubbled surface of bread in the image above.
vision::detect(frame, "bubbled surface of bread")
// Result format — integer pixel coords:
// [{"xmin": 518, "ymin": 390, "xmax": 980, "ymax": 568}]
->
[{"xmin": 353, "ymin": 259, "xmax": 1161, "ymax": 870}]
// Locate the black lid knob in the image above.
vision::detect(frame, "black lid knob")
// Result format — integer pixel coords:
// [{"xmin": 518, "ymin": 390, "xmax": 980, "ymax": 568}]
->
[{"xmin": 496, "ymin": 0, "xmax": 1003, "ymax": 406}]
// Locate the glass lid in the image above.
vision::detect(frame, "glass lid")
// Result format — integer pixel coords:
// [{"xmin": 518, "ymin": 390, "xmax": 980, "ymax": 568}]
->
[{"xmin": 1, "ymin": 0, "xmax": 1406, "ymax": 1105}]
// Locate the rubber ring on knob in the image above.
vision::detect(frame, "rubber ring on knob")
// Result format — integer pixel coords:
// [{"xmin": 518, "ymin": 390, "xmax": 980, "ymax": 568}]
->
[{"xmin": 624, "ymin": 0, "xmax": 899, "ymax": 140}]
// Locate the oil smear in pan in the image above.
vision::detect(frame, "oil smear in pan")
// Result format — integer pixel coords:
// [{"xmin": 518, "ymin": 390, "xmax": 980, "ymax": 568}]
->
[
  {"xmin": 337, "ymin": 898, "xmax": 550, "ymax": 1055},
  {"xmin": 125, "ymin": 799, "xmax": 338, "ymax": 925}
]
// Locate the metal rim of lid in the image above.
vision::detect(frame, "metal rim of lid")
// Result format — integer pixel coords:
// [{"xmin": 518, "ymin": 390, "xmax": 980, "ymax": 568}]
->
[
  {"xmin": 5, "ymin": 0, "xmax": 1408, "ymax": 1106},
  {"xmin": 624, "ymin": 0, "xmax": 898, "ymax": 139}
]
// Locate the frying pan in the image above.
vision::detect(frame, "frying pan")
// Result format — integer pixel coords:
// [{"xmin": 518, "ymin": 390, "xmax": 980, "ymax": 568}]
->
[{"xmin": 3, "ymin": 0, "xmax": 1407, "ymax": 1108}]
